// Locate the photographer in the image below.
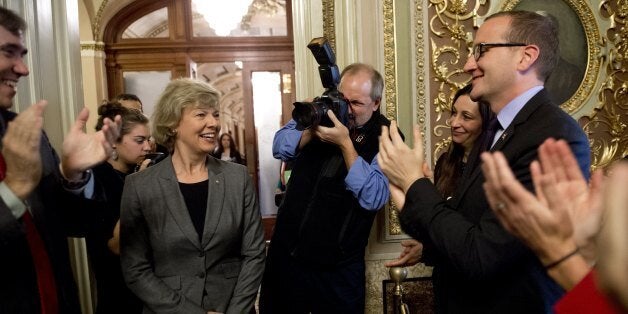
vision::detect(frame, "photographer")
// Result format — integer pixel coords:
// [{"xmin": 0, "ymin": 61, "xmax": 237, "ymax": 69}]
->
[{"xmin": 260, "ymin": 63, "xmax": 400, "ymax": 313}]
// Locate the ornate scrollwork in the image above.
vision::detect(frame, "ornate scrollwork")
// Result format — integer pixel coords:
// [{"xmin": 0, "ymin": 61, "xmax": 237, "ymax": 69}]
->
[
  {"xmin": 427, "ymin": 0, "xmax": 485, "ymax": 177},
  {"xmin": 582, "ymin": 0, "xmax": 628, "ymax": 169},
  {"xmin": 384, "ymin": 0, "xmax": 397, "ymax": 120}
]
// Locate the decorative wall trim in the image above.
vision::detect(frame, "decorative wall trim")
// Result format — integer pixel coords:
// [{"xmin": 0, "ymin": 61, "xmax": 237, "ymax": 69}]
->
[
  {"xmin": 80, "ymin": 41, "xmax": 106, "ymax": 51},
  {"xmin": 383, "ymin": 0, "xmax": 397, "ymax": 119},
  {"xmin": 322, "ymin": 0, "xmax": 336, "ymax": 51},
  {"xmin": 92, "ymin": 0, "xmax": 109, "ymax": 40},
  {"xmin": 583, "ymin": 1, "xmax": 628, "ymax": 168},
  {"xmin": 382, "ymin": 0, "xmax": 402, "ymax": 237}
]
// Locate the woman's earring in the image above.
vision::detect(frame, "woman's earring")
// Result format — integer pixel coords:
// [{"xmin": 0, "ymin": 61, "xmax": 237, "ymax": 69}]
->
[{"xmin": 112, "ymin": 149, "xmax": 118, "ymax": 161}]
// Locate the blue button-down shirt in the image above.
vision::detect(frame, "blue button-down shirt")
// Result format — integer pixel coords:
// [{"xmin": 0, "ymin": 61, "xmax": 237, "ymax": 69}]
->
[{"xmin": 272, "ymin": 119, "xmax": 389, "ymax": 210}]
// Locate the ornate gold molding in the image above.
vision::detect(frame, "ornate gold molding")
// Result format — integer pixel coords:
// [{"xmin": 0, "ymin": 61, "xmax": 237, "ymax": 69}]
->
[
  {"xmin": 582, "ymin": 0, "xmax": 628, "ymax": 168},
  {"xmin": 92, "ymin": 0, "xmax": 110, "ymax": 40},
  {"xmin": 80, "ymin": 42, "xmax": 106, "ymax": 51},
  {"xmin": 383, "ymin": 0, "xmax": 402, "ymax": 236},
  {"xmin": 415, "ymin": 3, "xmax": 427, "ymax": 129},
  {"xmin": 322, "ymin": 0, "xmax": 336, "ymax": 51},
  {"xmin": 428, "ymin": 0, "xmax": 485, "ymax": 160},
  {"xmin": 383, "ymin": 0, "xmax": 397, "ymax": 119}
]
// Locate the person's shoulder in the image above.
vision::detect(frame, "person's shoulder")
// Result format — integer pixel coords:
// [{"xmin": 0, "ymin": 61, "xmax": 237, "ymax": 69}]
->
[{"xmin": 127, "ymin": 157, "xmax": 168, "ymax": 183}]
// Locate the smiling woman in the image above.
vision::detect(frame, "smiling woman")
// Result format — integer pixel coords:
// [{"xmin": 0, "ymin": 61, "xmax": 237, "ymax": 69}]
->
[
  {"xmin": 435, "ymin": 84, "xmax": 494, "ymax": 199},
  {"xmin": 120, "ymin": 78, "xmax": 265, "ymax": 313}
]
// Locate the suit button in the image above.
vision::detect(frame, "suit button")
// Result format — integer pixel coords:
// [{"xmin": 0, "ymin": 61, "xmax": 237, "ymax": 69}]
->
[
  {"xmin": 198, "ymin": 251, "xmax": 205, "ymax": 257},
  {"xmin": 197, "ymin": 272, "xmax": 205, "ymax": 278}
]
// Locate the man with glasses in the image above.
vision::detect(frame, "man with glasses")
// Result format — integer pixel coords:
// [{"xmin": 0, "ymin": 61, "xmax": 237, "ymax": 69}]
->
[
  {"xmin": 377, "ymin": 10, "xmax": 590, "ymax": 313},
  {"xmin": 260, "ymin": 63, "xmax": 398, "ymax": 313}
]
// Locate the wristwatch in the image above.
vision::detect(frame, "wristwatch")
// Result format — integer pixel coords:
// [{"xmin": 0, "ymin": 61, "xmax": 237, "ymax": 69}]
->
[{"xmin": 61, "ymin": 169, "xmax": 92, "ymax": 190}]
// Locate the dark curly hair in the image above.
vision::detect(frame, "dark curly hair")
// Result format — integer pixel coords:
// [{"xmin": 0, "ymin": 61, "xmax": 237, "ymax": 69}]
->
[{"xmin": 96, "ymin": 101, "xmax": 148, "ymax": 143}]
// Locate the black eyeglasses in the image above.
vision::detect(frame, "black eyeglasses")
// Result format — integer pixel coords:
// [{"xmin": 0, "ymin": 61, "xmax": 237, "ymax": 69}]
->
[{"xmin": 472, "ymin": 42, "xmax": 527, "ymax": 60}]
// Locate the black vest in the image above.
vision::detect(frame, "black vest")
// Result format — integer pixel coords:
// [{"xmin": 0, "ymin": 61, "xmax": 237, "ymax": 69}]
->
[{"xmin": 272, "ymin": 112, "xmax": 394, "ymax": 267}]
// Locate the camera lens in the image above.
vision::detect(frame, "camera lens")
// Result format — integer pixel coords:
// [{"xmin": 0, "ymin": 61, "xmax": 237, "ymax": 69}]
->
[{"xmin": 292, "ymin": 101, "xmax": 322, "ymax": 130}]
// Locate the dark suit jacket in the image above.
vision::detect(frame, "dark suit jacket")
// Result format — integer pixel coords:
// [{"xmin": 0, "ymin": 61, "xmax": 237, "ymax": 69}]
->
[
  {"xmin": 400, "ymin": 89, "xmax": 590, "ymax": 313},
  {"xmin": 0, "ymin": 110, "xmax": 81, "ymax": 314},
  {"xmin": 120, "ymin": 155, "xmax": 265, "ymax": 314}
]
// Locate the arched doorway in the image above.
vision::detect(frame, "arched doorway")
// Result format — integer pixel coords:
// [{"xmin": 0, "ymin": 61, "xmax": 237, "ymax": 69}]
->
[{"xmin": 103, "ymin": 0, "xmax": 295, "ymax": 215}]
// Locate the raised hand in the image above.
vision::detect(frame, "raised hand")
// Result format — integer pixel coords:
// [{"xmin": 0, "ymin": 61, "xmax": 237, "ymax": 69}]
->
[
  {"xmin": 2, "ymin": 100, "xmax": 46, "ymax": 200},
  {"xmin": 534, "ymin": 139, "xmax": 604, "ymax": 263},
  {"xmin": 481, "ymin": 149, "xmax": 575, "ymax": 266},
  {"xmin": 61, "ymin": 107, "xmax": 121, "ymax": 181},
  {"xmin": 378, "ymin": 122, "xmax": 425, "ymax": 196}
]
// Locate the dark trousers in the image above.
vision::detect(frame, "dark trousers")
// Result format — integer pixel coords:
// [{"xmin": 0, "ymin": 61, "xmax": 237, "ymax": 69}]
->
[{"xmin": 259, "ymin": 244, "xmax": 365, "ymax": 314}]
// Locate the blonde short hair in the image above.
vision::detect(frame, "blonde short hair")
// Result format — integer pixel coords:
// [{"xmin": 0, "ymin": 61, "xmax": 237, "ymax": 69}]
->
[{"xmin": 152, "ymin": 78, "xmax": 220, "ymax": 152}]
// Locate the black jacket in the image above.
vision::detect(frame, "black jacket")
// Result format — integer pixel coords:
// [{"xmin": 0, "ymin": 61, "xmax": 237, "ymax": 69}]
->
[
  {"xmin": 400, "ymin": 89, "xmax": 590, "ymax": 313},
  {"xmin": 272, "ymin": 112, "xmax": 395, "ymax": 267}
]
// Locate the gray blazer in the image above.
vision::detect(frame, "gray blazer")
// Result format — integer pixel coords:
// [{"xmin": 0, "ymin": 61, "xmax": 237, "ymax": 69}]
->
[{"xmin": 120, "ymin": 156, "xmax": 265, "ymax": 314}]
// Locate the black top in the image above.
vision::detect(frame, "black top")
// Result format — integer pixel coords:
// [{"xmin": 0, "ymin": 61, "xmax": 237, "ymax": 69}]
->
[
  {"xmin": 82, "ymin": 162, "xmax": 142, "ymax": 314},
  {"xmin": 178, "ymin": 180, "xmax": 209, "ymax": 240},
  {"xmin": 272, "ymin": 112, "xmax": 400, "ymax": 267}
]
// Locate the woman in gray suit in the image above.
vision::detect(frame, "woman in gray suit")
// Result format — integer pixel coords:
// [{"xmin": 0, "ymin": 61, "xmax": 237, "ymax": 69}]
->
[{"xmin": 120, "ymin": 78, "xmax": 265, "ymax": 314}]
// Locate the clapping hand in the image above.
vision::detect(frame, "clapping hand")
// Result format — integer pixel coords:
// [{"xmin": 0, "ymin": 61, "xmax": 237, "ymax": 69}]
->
[
  {"xmin": 61, "ymin": 107, "xmax": 121, "ymax": 181},
  {"xmin": 378, "ymin": 122, "xmax": 425, "ymax": 211},
  {"xmin": 2, "ymin": 100, "xmax": 46, "ymax": 200}
]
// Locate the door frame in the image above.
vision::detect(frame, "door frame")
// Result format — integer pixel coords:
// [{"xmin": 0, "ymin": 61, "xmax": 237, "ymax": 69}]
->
[{"xmin": 241, "ymin": 61, "xmax": 296, "ymax": 189}]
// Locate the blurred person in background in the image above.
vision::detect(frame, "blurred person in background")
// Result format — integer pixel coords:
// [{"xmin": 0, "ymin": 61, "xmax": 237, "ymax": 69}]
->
[{"xmin": 212, "ymin": 133, "xmax": 244, "ymax": 165}]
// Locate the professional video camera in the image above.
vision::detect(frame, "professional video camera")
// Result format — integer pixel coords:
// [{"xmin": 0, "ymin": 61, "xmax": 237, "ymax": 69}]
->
[{"xmin": 292, "ymin": 37, "xmax": 350, "ymax": 130}]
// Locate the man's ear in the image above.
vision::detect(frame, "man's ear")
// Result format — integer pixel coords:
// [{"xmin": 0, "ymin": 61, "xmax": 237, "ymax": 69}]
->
[
  {"xmin": 373, "ymin": 98, "xmax": 381, "ymax": 112},
  {"xmin": 518, "ymin": 44, "xmax": 540, "ymax": 72}
]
